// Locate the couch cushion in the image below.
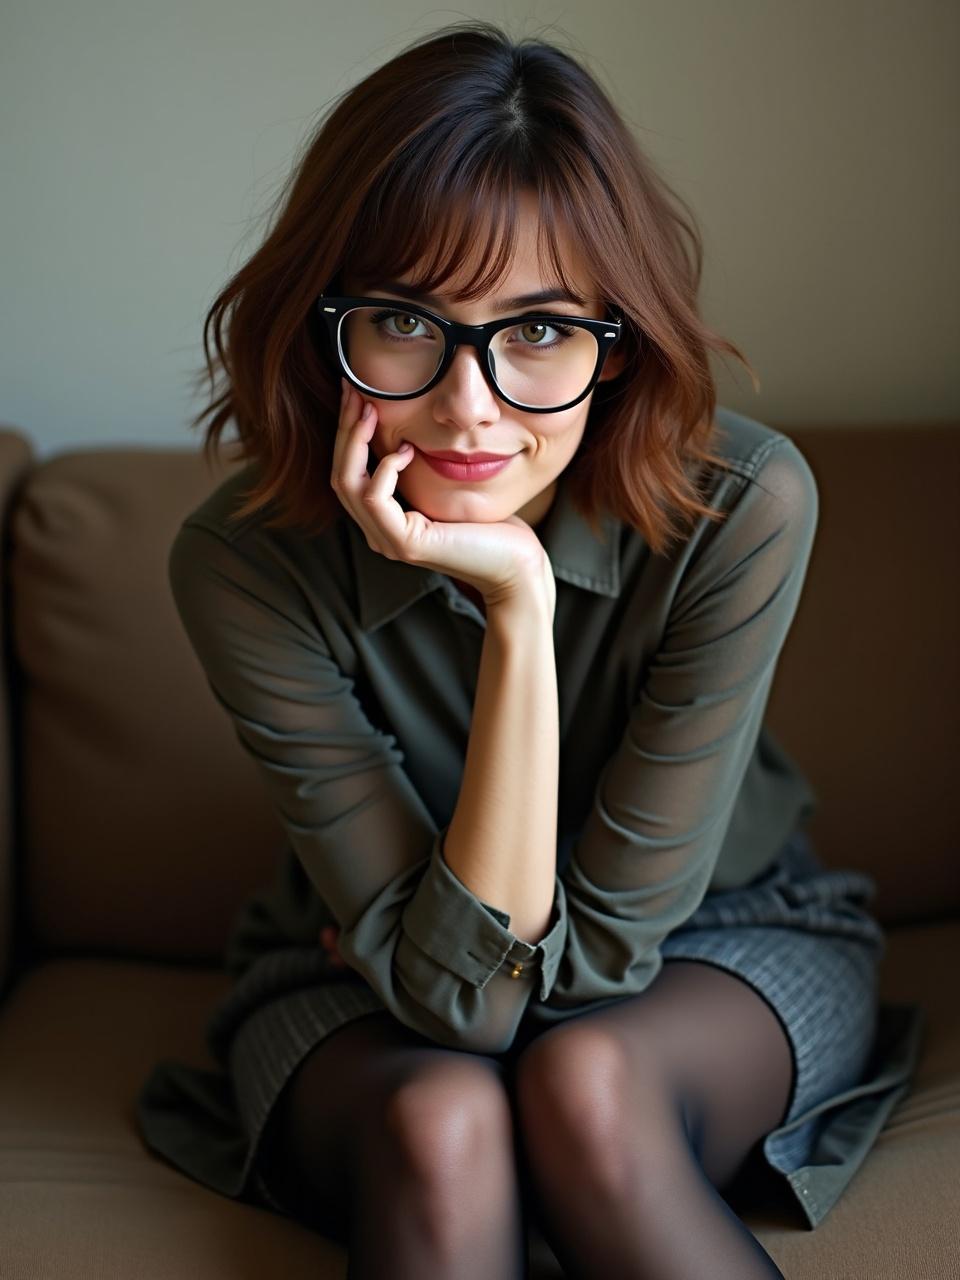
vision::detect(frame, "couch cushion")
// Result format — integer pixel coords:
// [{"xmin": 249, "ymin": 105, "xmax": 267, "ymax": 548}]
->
[
  {"xmin": 0, "ymin": 920, "xmax": 955, "ymax": 1279},
  {"xmin": 0, "ymin": 957, "xmax": 346, "ymax": 1278}
]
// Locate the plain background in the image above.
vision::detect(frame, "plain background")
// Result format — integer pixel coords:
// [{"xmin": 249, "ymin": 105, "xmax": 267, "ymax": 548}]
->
[{"xmin": 2, "ymin": 0, "xmax": 957, "ymax": 460}]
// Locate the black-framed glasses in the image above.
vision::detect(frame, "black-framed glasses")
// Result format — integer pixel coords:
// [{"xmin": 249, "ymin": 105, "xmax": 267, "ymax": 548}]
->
[{"xmin": 317, "ymin": 294, "xmax": 625, "ymax": 414}]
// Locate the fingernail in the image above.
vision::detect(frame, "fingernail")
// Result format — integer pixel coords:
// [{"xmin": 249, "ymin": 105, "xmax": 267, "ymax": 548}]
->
[{"xmin": 361, "ymin": 401, "xmax": 372, "ymax": 420}]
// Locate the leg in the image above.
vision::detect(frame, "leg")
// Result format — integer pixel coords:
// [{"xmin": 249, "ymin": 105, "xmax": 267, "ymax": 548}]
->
[
  {"xmin": 256, "ymin": 1010, "xmax": 529, "ymax": 1279},
  {"xmin": 511, "ymin": 959, "xmax": 795, "ymax": 1280}
]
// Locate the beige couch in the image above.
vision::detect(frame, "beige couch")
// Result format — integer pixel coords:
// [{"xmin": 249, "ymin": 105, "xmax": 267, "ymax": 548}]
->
[{"xmin": 0, "ymin": 421, "xmax": 956, "ymax": 1278}]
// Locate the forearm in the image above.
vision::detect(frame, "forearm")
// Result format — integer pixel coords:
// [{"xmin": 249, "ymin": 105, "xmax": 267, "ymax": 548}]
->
[{"xmin": 442, "ymin": 593, "xmax": 559, "ymax": 944}]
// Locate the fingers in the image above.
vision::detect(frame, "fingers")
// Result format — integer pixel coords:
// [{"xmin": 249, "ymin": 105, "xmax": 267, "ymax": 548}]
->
[
  {"xmin": 332, "ymin": 378, "xmax": 414, "ymax": 557},
  {"xmin": 331, "ymin": 378, "xmax": 373, "ymax": 492}
]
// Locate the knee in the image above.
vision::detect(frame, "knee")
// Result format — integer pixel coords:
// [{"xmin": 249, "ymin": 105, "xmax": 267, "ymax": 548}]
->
[
  {"xmin": 367, "ymin": 1060, "xmax": 515, "ymax": 1203},
  {"xmin": 515, "ymin": 1023, "xmax": 633, "ymax": 1143},
  {"xmin": 514, "ymin": 1024, "xmax": 664, "ymax": 1195}
]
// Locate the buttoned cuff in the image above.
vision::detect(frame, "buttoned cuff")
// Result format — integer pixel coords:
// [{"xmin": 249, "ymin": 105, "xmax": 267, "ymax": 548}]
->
[{"xmin": 401, "ymin": 826, "xmax": 567, "ymax": 998}]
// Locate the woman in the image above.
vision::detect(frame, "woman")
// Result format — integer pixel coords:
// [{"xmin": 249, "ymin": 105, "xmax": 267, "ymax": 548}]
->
[{"xmin": 137, "ymin": 21, "xmax": 917, "ymax": 1278}]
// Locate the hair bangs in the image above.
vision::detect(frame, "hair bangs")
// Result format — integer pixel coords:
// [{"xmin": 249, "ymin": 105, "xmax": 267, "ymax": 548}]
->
[
  {"xmin": 533, "ymin": 179, "xmax": 602, "ymax": 307},
  {"xmin": 346, "ymin": 155, "xmax": 539, "ymax": 302},
  {"xmin": 533, "ymin": 145, "xmax": 627, "ymax": 310}
]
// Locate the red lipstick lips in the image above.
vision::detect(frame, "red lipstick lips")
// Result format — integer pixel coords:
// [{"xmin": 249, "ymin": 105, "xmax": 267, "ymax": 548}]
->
[
  {"xmin": 420, "ymin": 449, "xmax": 515, "ymax": 462},
  {"xmin": 415, "ymin": 447, "xmax": 518, "ymax": 482}
]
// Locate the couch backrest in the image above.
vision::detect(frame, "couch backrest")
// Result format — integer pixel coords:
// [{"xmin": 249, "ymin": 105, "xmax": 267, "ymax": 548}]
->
[
  {"xmin": 0, "ymin": 430, "xmax": 36, "ymax": 995},
  {"xmin": 0, "ymin": 421, "xmax": 957, "ymax": 969},
  {"xmin": 765, "ymin": 422, "xmax": 958, "ymax": 924},
  {"xmin": 3, "ymin": 435, "xmax": 283, "ymax": 967}
]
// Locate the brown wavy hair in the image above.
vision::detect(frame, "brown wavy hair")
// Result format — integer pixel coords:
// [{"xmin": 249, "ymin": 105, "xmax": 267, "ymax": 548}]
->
[{"xmin": 190, "ymin": 19, "xmax": 758, "ymax": 556}]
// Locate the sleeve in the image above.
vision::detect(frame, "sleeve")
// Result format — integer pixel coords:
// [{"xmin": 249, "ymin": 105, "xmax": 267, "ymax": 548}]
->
[
  {"xmin": 168, "ymin": 521, "xmax": 564, "ymax": 1054},
  {"xmin": 536, "ymin": 437, "xmax": 819, "ymax": 1011}
]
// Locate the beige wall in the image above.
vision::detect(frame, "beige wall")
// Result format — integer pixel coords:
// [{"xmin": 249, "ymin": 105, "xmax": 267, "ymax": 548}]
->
[{"xmin": 2, "ymin": 1, "xmax": 957, "ymax": 457}]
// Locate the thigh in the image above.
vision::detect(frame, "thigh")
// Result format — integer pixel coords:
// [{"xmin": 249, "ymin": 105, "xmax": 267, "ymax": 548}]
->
[
  {"xmin": 256, "ymin": 1010, "xmax": 511, "ymax": 1239},
  {"xmin": 512, "ymin": 958, "xmax": 795, "ymax": 1192}
]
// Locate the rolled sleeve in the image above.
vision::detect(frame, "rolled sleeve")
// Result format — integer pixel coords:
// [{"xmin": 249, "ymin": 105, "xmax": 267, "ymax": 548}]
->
[{"xmin": 402, "ymin": 825, "xmax": 567, "ymax": 1002}]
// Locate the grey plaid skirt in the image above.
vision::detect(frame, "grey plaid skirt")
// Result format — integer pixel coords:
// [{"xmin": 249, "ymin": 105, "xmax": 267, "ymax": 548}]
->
[{"xmin": 136, "ymin": 827, "xmax": 924, "ymax": 1232}]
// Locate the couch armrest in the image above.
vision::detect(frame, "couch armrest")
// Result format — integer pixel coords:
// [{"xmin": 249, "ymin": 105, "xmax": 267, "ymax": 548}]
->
[{"xmin": 0, "ymin": 427, "xmax": 35, "ymax": 1002}]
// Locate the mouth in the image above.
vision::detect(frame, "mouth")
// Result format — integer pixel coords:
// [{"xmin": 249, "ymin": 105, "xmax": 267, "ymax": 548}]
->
[
  {"xmin": 414, "ymin": 447, "xmax": 518, "ymax": 482},
  {"xmin": 418, "ymin": 449, "xmax": 518, "ymax": 462}
]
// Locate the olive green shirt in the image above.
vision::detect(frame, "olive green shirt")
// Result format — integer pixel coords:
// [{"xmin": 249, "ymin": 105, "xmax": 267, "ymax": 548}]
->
[{"xmin": 168, "ymin": 406, "xmax": 820, "ymax": 1056}]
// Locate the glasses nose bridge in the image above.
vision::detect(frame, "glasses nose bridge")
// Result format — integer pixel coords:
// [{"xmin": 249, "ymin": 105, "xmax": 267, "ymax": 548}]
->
[
  {"xmin": 439, "ymin": 319, "xmax": 500, "ymax": 397},
  {"xmin": 443, "ymin": 317, "xmax": 495, "ymax": 362},
  {"xmin": 432, "ymin": 320, "xmax": 510, "ymax": 411}
]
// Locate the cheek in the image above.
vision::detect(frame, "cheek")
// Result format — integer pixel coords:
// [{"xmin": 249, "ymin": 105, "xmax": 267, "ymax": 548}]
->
[
  {"xmin": 367, "ymin": 409, "xmax": 406, "ymax": 459},
  {"xmin": 531, "ymin": 409, "xmax": 588, "ymax": 452}
]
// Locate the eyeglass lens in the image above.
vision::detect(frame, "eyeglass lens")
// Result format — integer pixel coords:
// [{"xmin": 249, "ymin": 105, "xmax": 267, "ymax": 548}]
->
[{"xmin": 338, "ymin": 306, "xmax": 599, "ymax": 409}]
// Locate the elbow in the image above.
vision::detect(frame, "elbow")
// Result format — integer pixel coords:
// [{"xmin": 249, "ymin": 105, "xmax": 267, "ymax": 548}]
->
[
  {"xmin": 396, "ymin": 987, "xmax": 525, "ymax": 1056},
  {"xmin": 338, "ymin": 933, "xmax": 527, "ymax": 1056},
  {"xmin": 412, "ymin": 971, "xmax": 530, "ymax": 1056}
]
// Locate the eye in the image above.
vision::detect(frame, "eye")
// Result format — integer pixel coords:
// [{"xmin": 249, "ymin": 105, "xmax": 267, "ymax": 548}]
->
[
  {"xmin": 368, "ymin": 308, "xmax": 434, "ymax": 338},
  {"xmin": 522, "ymin": 322, "xmax": 548, "ymax": 344},
  {"xmin": 389, "ymin": 313, "xmax": 423, "ymax": 336},
  {"xmin": 508, "ymin": 319, "xmax": 579, "ymax": 348}
]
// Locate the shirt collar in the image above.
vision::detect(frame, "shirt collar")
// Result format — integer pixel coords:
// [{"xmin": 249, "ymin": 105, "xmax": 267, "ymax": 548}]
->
[{"xmin": 349, "ymin": 468, "xmax": 623, "ymax": 633}]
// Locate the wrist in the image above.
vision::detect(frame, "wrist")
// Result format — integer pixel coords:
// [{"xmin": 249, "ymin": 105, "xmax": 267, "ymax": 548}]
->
[
  {"xmin": 484, "ymin": 583, "xmax": 555, "ymax": 635},
  {"xmin": 483, "ymin": 556, "xmax": 556, "ymax": 619}
]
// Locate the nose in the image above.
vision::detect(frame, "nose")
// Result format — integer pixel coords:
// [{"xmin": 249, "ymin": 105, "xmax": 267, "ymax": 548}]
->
[{"xmin": 432, "ymin": 342, "xmax": 502, "ymax": 423}]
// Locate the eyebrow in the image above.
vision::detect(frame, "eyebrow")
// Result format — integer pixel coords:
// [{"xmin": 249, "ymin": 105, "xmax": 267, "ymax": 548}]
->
[{"xmin": 369, "ymin": 280, "xmax": 589, "ymax": 313}]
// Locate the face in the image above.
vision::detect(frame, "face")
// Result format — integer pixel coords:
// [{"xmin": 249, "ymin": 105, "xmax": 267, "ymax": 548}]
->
[{"xmin": 340, "ymin": 190, "xmax": 625, "ymax": 530}]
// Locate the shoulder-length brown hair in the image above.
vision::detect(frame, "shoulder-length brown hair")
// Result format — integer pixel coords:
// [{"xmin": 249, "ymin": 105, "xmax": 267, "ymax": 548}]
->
[{"xmin": 191, "ymin": 20, "xmax": 757, "ymax": 556}]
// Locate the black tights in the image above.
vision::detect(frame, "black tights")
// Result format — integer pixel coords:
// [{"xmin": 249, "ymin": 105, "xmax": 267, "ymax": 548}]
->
[{"xmin": 255, "ymin": 959, "xmax": 795, "ymax": 1278}]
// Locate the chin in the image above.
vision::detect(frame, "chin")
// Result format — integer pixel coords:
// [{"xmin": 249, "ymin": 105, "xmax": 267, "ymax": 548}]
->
[{"xmin": 401, "ymin": 483, "xmax": 515, "ymax": 522}]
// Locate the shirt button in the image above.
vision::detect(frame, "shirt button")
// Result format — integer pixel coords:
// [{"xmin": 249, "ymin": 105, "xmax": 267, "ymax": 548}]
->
[{"xmin": 510, "ymin": 962, "xmax": 524, "ymax": 978}]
